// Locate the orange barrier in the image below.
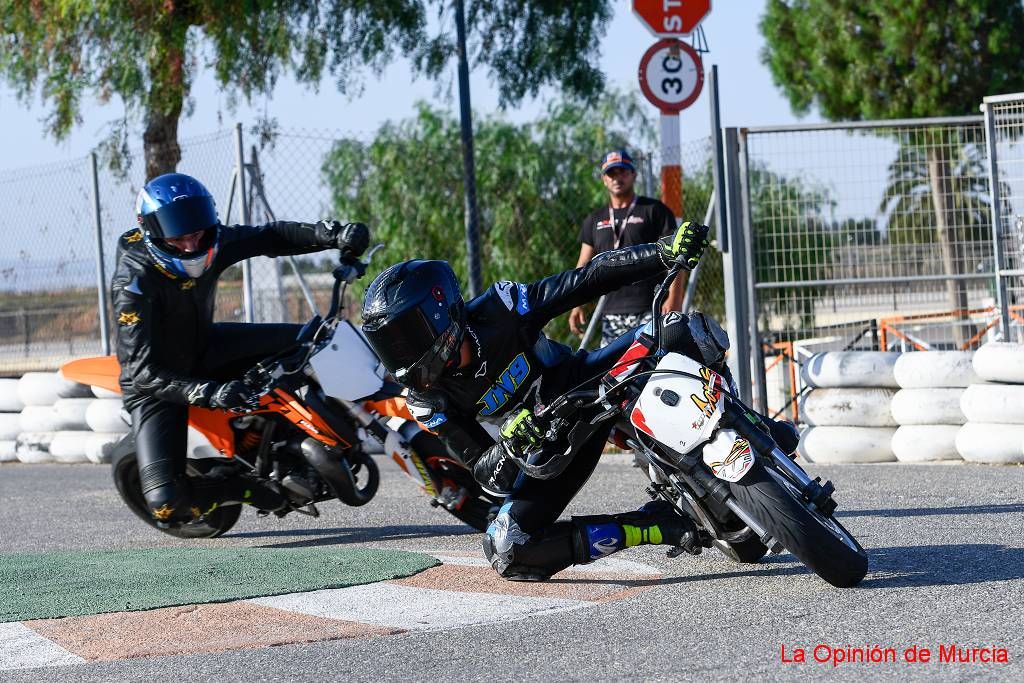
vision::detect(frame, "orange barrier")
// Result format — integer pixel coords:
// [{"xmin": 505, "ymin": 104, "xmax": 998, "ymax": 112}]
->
[{"xmin": 878, "ymin": 305, "xmax": 1024, "ymax": 351}]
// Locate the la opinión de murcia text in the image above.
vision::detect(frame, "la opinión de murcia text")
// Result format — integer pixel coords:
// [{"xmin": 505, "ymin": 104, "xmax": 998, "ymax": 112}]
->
[{"xmin": 780, "ymin": 644, "xmax": 1010, "ymax": 667}]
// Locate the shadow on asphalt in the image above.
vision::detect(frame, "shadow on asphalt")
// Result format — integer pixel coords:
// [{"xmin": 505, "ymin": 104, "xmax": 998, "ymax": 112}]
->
[
  {"xmin": 854, "ymin": 544, "xmax": 1024, "ymax": 588},
  {"xmin": 229, "ymin": 524, "xmax": 477, "ymax": 548},
  {"xmin": 837, "ymin": 503, "xmax": 1024, "ymax": 518}
]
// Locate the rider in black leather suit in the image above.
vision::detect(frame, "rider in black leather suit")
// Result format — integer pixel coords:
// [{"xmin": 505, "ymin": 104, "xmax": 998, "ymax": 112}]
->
[
  {"xmin": 113, "ymin": 172, "xmax": 369, "ymax": 525},
  {"xmin": 361, "ymin": 222, "xmax": 738, "ymax": 580}
]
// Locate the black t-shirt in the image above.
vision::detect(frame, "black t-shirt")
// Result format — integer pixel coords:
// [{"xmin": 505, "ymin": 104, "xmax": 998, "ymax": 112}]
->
[{"xmin": 578, "ymin": 195, "xmax": 677, "ymax": 314}]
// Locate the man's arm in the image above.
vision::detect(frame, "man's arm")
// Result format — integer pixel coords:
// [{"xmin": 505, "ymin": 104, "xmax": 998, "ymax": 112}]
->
[
  {"xmin": 113, "ymin": 273, "xmax": 218, "ymax": 406},
  {"xmin": 218, "ymin": 220, "xmax": 366, "ymax": 264},
  {"xmin": 406, "ymin": 393, "xmax": 495, "ymax": 467},
  {"xmin": 519, "ymin": 244, "xmax": 666, "ymax": 330},
  {"xmin": 568, "ymin": 243, "xmax": 596, "ymax": 335}
]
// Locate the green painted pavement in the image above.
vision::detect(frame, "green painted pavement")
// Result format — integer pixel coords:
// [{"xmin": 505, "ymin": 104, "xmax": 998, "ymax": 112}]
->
[{"xmin": 0, "ymin": 547, "xmax": 439, "ymax": 622}]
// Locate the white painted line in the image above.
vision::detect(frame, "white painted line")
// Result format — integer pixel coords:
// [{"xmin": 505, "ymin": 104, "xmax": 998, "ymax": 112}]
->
[
  {"xmin": 0, "ymin": 622, "xmax": 83, "ymax": 671},
  {"xmin": 429, "ymin": 553, "xmax": 662, "ymax": 576},
  {"xmin": 248, "ymin": 582, "xmax": 584, "ymax": 631}
]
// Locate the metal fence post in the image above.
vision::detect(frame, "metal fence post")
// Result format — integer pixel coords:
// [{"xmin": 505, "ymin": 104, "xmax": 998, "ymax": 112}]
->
[
  {"xmin": 720, "ymin": 127, "xmax": 752, "ymax": 405},
  {"xmin": 738, "ymin": 130, "xmax": 768, "ymax": 413},
  {"xmin": 234, "ymin": 123, "xmax": 254, "ymax": 322},
  {"xmin": 90, "ymin": 152, "xmax": 111, "ymax": 355},
  {"xmin": 982, "ymin": 101, "xmax": 1011, "ymax": 339}
]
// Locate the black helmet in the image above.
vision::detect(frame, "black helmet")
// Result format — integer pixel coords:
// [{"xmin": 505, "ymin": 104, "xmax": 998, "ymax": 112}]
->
[{"xmin": 361, "ymin": 260, "xmax": 466, "ymax": 391}]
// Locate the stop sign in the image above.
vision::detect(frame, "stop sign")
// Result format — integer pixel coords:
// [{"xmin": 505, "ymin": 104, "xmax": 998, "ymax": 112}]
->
[{"xmin": 633, "ymin": 0, "xmax": 711, "ymax": 36}]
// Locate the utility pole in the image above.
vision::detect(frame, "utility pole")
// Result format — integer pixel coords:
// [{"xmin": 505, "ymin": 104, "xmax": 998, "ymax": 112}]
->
[{"xmin": 454, "ymin": 0, "xmax": 483, "ymax": 297}]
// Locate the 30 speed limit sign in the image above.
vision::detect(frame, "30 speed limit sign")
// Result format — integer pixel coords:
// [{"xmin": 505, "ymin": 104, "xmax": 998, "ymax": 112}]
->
[{"xmin": 638, "ymin": 39, "xmax": 704, "ymax": 112}]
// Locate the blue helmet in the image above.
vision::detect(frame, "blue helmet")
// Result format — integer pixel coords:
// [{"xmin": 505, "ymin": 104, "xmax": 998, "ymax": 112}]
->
[{"xmin": 135, "ymin": 173, "xmax": 221, "ymax": 278}]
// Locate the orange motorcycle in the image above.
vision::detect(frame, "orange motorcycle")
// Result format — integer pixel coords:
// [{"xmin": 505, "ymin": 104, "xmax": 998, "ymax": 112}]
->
[{"xmin": 62, "ymin": 255, "xmax": 499, "ymax": 538}]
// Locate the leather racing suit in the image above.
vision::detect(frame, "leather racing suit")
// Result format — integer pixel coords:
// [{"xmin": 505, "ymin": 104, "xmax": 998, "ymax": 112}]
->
[
  {"xmin": 406, "ymin": 244, "xmax": 723, "ymax": 580},
  {"xmin": 111, "ymin": 221, "xmax": 343, "ymax": 523}
]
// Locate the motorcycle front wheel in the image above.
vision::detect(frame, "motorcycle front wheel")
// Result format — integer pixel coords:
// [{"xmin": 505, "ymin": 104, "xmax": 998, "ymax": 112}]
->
[
  {"xmin": 110, "ymin": 437, "xmax": 242, "ymax": 539},
  {"xmin": 727, "ymin": 462, "xmax": 868, "ymax": 588}
]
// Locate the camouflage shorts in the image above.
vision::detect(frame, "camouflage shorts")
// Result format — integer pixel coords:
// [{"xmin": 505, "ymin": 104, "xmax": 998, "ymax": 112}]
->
[{"xmin": 600, "ymin": 311, "xmax": 653, "ymax": 348}]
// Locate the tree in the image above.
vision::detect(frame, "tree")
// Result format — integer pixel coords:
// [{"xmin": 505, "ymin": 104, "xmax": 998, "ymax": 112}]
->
[
  {"xmin": 321, "ymin": 92, "xmax": 656, "ymax": 344},
  {"xmin": 760, "ymin": 0, "xmax": 1024, "ymax": 345},
  {"xmin": 0, "ymin": 1, "xmax": 612, "ymax": 180}
]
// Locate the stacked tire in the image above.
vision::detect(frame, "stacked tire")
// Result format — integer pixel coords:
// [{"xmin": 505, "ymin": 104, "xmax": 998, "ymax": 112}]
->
[
  {"xmin": 0, "ymin": 378, "xmax": 23, "ymax": 463},
  {"xmin": 82, "ymin": 384, "xmax": 130, "ymax": 464},
  {"xmin": 890, "ymin": 351, "xmax": 974, "ymax": 462},
  {"xmin": 956, "ymin": 342, "xmax": 1024, "ymax": 464},
  {"xmin": 7, "ymin": 372, "xmax": 128, "ymax": 465},
  {"xmin": 797, "ymin": 352, "xmax": 900, "ymax": 463}
]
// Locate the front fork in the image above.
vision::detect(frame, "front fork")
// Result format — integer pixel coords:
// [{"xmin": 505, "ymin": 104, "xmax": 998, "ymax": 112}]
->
[{"xmin": 722, "ymin": 402, "xmax": 837, "ymax": 516}]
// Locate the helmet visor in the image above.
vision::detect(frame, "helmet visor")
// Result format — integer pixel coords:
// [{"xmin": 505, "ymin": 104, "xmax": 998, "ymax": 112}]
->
[
  {"xmin": 364, "ymin": 306, "xmax": 460, "ymax": 391},
  {"xmin": 142, "ymin": 195, "xmax": 218, "ymax": 239},
  {"xmin": 395, "ymin": 320, "xmax": 461, "ymax": 391}
]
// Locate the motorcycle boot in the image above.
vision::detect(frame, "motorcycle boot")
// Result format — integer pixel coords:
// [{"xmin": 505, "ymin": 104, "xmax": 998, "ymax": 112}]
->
[{"xmin": 572, "ymin": 500, "xmax": 708, "ymax": 563}]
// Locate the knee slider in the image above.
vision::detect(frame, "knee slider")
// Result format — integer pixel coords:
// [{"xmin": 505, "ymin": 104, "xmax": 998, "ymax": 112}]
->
[{"xmin": 484, "ymin": 508, "xmax": 533, "ymax": 578}]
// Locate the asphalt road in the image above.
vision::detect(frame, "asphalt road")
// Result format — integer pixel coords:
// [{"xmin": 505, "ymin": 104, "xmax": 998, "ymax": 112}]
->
[{"xmin": 1, "ymin": 457, "xmax": 1023, "ymax": 682}]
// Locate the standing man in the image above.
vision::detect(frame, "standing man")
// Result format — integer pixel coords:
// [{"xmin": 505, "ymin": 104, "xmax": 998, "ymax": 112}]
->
[{"xmin": 568, "ymin": 149, "xmax": 684, "ymax": 347}]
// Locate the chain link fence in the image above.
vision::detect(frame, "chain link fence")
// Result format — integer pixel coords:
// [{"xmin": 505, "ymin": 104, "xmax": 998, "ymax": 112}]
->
[
  {"xmin": 0, "ymin": 120, "xmax": 717, "ymax": 373},
  {"xmin": 733, "ymin": 116, "xmax": 1004, "ymax": 419},
  {"xmin": 983, "ymin": 94, "xmax": 1024, "ymax": 344}
]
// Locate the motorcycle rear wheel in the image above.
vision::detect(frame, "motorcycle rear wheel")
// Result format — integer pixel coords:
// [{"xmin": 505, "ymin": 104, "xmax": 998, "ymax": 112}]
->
[
  {"xmin": 111, "ymin": 437, "xmax": 242, "ymax": 539},
  {"xmin": 728, "ymin": 463, "xmax": 868, "ymax": 588}
]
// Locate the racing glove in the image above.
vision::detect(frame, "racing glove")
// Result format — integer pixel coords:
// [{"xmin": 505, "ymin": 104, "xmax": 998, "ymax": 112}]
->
[
  {"xmin": 657, "ymin": 221, "xmax": 710, "ymax": 270},
  {"xmin": 470, "ymin": 408, "xmax": 544, "ymax": 496},
  {"xmin": 199, "ymin": 380, "xmax": 261, "ymax": 412},
  {"xmin": 317, "ymin": 220, "xmax": 370, "ymax": 258}
]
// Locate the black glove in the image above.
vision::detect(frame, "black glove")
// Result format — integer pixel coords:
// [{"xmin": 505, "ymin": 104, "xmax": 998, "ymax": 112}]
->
[
  {"xmin": 204, "ymin": 380, "xmax": 261, "ymax": 412},
  {"xmin": 318, "ymin": 220, "xmax": 370, "ymax": 258},
  {"xmin": 657, "ymin": 221, "xmax": 710, "ymax": 270}
]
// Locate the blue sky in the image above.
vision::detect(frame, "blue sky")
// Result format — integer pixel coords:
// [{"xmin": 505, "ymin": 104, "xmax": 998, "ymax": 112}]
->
[{"xmin": 0, "ymin": 1, "xmax": 820, "ymax": 171}]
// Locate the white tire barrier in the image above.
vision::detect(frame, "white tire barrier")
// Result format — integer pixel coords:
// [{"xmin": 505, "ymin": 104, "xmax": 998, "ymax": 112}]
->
[
  {"xmin": 800, "ymin": 388, "xmax": 897, "ymax": 427},
  {"xmin": 801, "ymin": 352, "xmax": 901, "ymax": 389},
  {"xmin": 53, "ymin": 398, "xmax": 93, "ymax": 431},
  {"xmin": 15, "ymin": 431, "xmax": 56, "ymax": 464},
  {"xmin": 891, "ymin": 425, "xmax": 962, "ymax": 462},
  {"xmin": 85, "ymin": 432, "xmax": 124, "ymax": 465},
  {"xmin": 91, "ymin": 386, "xmax": 121, "ymax": 399},
  {"xmin": 956, "ymin": 423, "xmax": 1024, "ymax": 464},
  {"xmin": 0, "ymin": 379, "xmax": 24, "ymax": 412},
  {"xmin": 973, "ymin": 342, "xmax": 1024, "ymax": 384},
  {"xmin": 0, "ymin": 439, "xmax": 17, "ymax": 463},
  {"xmin": 893, "ymin": 351, "xmax": 978, "ymax": 388},
  {"xmin": 890, "ymin": 388, "xmax": 966, "ymax": 426},
  {"xmin": 960, "ymin": 384, "xmax": 1024, "ymax": 424},
  {"xmin": 0, "ymin": 413, "xmax": 21, "ymax": 440},
  {"xmin": 17, "ymin": 372, "xmax": 91, "ymax": 407},
  {"xmin": 797, "ymin": 426, "xmax": 897, "ymax": 463},
  {"xmin": 19, "ymin": 405, "xmax": 80, "ymax": 432},
  {"xmin": 49, "ymin": 431, "xmax": 93, "ymax": 464},
  {"xmin": 85, "ymin": 399, "xmax": 129, "ymax": 433}
]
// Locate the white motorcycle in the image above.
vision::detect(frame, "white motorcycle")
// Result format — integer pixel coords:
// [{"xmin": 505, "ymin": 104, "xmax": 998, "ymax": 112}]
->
[{"xmin": 503, "ymin": 264, "xmax": 868, "ymax": 588}]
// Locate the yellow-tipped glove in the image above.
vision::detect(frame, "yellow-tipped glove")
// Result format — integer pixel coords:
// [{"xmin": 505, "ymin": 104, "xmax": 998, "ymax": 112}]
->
[{"xmin": 657, "ymin": 221, "xmax": 710, "ymax": 270}]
